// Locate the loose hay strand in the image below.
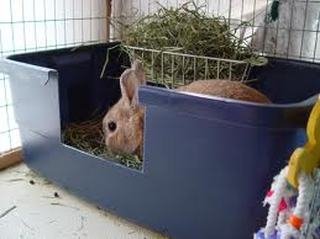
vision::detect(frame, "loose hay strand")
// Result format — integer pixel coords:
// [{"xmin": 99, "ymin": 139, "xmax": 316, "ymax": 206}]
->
[{"xmin": 62, "ymin": 116, "xmax": 142, "ymax": 171}]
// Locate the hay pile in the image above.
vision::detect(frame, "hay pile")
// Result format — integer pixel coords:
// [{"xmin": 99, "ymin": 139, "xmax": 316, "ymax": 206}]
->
[
  {"xmin": 123, "ymin": 2, "xmax": 251, "ymax": 60},
  {"xmin": 62, "ymin": 117, "xmax": 142, "ymax": 171},
  {"xmin": 115, "ymin": 1, "xmax": 267, "ymax": 86}
]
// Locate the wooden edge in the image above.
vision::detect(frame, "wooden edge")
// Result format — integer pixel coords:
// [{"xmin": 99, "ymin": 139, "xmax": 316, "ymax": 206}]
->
[
  {"xmin": 106, "ymin": 0, "xmax": 112, "ymax": 41},
  {"xmin": 0, "ymin": 148, "xmax": 23, "ymax": 171}
]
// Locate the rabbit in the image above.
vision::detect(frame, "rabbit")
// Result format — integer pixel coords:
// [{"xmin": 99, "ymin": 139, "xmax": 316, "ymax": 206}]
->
[
  {"xmin": 177, "ymin": 79, "xmax": 271, "ymax": 103},
  {"xmin": 102, "ymin": 60, "xmax": 271, "ymax": 158}
]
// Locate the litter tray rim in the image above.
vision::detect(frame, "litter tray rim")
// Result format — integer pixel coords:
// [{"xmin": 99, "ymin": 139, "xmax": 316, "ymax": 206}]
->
[{"xmin": 139, "ymin": 85, "xmax": 318, "ymax": 129}]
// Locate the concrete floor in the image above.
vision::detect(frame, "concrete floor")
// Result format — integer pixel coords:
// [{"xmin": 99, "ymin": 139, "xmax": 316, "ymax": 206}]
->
[{"xmin": 0, "ymin": 163, "xmax": 166, "ymax": 239}]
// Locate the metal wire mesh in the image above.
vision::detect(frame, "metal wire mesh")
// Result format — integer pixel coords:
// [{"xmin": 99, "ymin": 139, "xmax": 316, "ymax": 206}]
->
[
  {"xmin": 110, "ymin": 1, "xmax": 261, "ymax": 86},
  {"xmin": 111, "ymin": 0, "xmax": 320, "ymax": 62},
  {"xmin": 0, "ymin": 0, "xmax": 109, "ymax": 154},
  {"xmin": 126, "ymin": 45, "xmax": 250, "ymax": 87}
]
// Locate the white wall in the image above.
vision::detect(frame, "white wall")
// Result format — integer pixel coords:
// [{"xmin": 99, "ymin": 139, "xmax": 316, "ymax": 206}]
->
[{"xmin": 115, "ymin": 0, "xmax": 266, "ymax": 18}]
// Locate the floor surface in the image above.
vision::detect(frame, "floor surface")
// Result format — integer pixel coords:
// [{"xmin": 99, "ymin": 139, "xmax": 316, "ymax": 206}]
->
[{"xmin": 0, "ymin": 163, "xmax": 166, "ymax": 239}]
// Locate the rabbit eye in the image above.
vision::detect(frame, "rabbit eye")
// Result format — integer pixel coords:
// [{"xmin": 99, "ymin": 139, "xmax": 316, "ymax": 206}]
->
[{"xmin": 108, "ymin": 121, "xmax": 117, "ymax": 132}]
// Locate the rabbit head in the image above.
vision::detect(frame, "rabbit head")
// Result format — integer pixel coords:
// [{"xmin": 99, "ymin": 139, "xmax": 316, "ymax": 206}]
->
[{"xmin": 103, "ymin": 60, "xmax": 146, "ymax": 157}]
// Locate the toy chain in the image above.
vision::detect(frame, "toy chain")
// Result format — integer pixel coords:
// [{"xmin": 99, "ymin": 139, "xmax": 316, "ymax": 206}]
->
[{"xmin": 255, "ymin": 97, "xmax": 320, "ymax": 239}]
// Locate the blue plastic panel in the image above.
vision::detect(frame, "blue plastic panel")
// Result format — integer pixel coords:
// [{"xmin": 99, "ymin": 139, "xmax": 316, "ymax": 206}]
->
[{"xmin": 1, "ymin": 43, "xmax": 320, "ymax": 239}]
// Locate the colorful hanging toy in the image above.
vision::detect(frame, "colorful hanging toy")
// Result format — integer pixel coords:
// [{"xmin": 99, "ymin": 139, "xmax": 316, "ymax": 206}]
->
[{"xmin": 254, "ymin": 96, "xmax": 320, "ymax": 239}]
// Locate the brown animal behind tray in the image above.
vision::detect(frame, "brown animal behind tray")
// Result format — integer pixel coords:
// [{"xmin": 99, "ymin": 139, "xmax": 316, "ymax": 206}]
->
[{"xmin": 102, "ymin": 60, "xmax": 271, "ymax": 158}]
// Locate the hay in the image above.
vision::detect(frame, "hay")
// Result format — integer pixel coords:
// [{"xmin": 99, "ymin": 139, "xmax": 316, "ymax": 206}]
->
[
  {"xmin": 123, "ymin": 2, "xmax": 252, "ymax": 59},
  {"xmin": 62, "ymin": 116, "xmax": 143, "ymax": 171},
  {"xmin": 106, "ymin": 1, "xmax": 267, "ymax": 86}
]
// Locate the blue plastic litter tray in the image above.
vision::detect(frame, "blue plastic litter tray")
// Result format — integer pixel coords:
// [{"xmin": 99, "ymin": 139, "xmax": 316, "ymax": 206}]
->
[{"xmin": 1, "ymin": 42, "xmax": 320, "ymax": 239}]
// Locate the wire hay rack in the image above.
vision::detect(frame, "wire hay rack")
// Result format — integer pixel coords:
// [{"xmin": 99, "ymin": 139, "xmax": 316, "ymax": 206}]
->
[
  {"xmin": 125, "ymin": 45, "xmax": 251, "ymax": 88},
  {"xmin": 107, "ymin": 1, "xmax": 272, "ymax": 88}
]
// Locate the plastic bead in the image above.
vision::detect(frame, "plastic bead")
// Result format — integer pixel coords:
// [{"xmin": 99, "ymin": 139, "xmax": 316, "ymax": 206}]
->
[
  {"xmin": 278, "ymin": 198, "xmax": 287, "ymax": 212},
  {"xmin": 289, "ymin": 215, "xmax": 303, "ymax": 230},
  {"xmin": 267, "ymin": 190, "xmax": 274, "ymax": 197}
]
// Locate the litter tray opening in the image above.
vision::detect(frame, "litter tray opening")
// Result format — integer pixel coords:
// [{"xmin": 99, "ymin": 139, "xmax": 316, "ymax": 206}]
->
[{"xmin": 53, "ymin": 44, "xmax": 147, "ymax": 171}]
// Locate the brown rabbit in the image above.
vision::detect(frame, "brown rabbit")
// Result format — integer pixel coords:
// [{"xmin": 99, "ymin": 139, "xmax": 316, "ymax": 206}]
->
[{"xmin": 102, "ymin": 60, "xmax": 271, "ymax": 157}]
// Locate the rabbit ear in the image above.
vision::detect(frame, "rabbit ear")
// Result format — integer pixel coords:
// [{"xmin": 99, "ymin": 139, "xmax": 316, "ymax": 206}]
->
[
  {"xmin": 132, "ymin": 59, "xmax": 146, "ymax": 85},
  {"xmin": 120, "ymin": 71, "xmax": 136, "ymax": 106},
  {"xmin": 120, "ymin": 64, "xmax": 145, "ymax": 107}
]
